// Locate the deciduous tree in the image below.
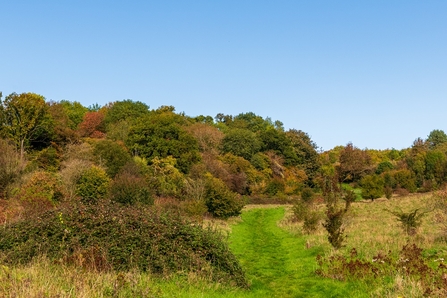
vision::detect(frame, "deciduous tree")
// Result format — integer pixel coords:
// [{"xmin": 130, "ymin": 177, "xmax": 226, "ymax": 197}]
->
[{"xmin": 0, "ymin": 92, "xmax": 53, "ymax": 160}]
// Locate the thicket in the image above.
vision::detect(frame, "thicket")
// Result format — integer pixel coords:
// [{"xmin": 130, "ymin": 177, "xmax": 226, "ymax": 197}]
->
[{"xmin": 0, "ymin": 201, "xmax": 249, "ymax": 288}]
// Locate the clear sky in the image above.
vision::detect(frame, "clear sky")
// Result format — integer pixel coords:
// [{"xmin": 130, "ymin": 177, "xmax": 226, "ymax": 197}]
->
[{"xmin": 2, "ymin": 1, "xmax": 446, "ymax": 151}]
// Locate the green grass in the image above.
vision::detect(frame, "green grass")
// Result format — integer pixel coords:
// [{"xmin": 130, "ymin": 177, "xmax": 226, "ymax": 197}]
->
[
  {"xmin": 228, "ymin": 207, "xmax": 370, "ymax": 297},
  {"xmin": 342, "ymin": 183, "xmax": 363, "ymax": 201}
]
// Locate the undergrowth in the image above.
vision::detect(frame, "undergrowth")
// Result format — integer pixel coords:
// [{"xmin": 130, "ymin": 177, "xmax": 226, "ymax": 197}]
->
[{"xmin": 0, "ymin": 200, "xmax": 248, "ymax": 288}]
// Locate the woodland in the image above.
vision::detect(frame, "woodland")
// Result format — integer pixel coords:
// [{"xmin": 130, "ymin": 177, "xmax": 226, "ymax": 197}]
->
[{"xmin": 1, "ymin": 92, "xmax": 447, "ymax": 297}]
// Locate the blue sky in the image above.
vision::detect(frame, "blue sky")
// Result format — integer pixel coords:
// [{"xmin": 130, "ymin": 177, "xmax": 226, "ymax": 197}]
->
[{"xmin": 1, "ymin": 1, "xmax": 446, "ymax": 151}]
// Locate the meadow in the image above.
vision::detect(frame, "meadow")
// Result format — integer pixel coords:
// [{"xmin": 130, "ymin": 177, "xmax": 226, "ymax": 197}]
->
[{"xmin": 1, "ymin": 193, "xmax": 446, "ymax": 297}]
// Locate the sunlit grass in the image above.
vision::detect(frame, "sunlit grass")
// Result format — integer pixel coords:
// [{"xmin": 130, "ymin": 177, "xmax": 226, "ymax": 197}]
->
[{"xmin": 1, "ymin": 194, "xmax": 445, "ymax": 297}]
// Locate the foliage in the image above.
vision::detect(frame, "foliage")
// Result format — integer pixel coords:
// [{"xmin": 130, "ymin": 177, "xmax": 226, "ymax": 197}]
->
[
  {"xmin": 303, "ymin": 210, "xmax": 321, "ymax": 234},
  {"xmin": 109, "ymin": 167, "xmax": 153, "ymax": 205},
  {"xmin": 0, "ymin": 92, "xmax": 53, "ymax": 159},
  {"xmin": 77, "ymin": 111, "xmax": 106, "ymax": 138},
  {"xmin": 15, "ymin": 171, "xmax": 63, "ymax": 216},
  {"xmin": 186, "ymin": 122, "xmax": 223, "ymax": 154},
  {"xmin": 47, "ymin": 102, "xmax": 79, "ymax": 144},
  {"xmin": 149, "ymin": 156, "xmax": 185, "ymax": 198},
  {"xmin": 264, "ymin": 178, "xmax": 285, "ymax": 196},
  {"xmin": 375, "ymin": 160, "xmax": 394, "ymax": 174},
  {"xmin": 285, "ymin": 129, "xmax": 320, "ymax": 181},
  {"xmin": 0, "ymin": 201, "xmax": 249, "ymax": 288},
  {"xmin": 221, "ymin": 128, "xmax": 261, "ymax": 160},
  {"xmin": 127, "ymin": 112, "xmax": 200, "ymax": 173},
  {"xmin": 360, "ymin": 174, "xmax": 384, "ymax": 201},
  {"xmin": 204, "ymin": 175, "xmax": 245, "ymax": 219},
  {"xmin": 337, "ymin": 143, "xmax": 372, "ymax": 183},
  {"xmin": 387, "ymin": 208, "xmax": 429, "ymax": 236},
  {"xmin": 0, "ymin": 139, "xmax": 25, "ymax": 198},
  {"xmin": 34, "ymin": 145, "xmax": 61, "ymax": 172},
  {"xmin": 321, "ymin": 176, "xmax": 349, "ymax": 249},
  {"xmin": 104, "ymin": 99, "xmax": 150, "ymax": 127},
  {"xmin": 426, "ymin": 129, "xmax": 447, "ymax": 149},
  {"xmin": 75, "ymin": 166, "xmax": 110, "ymax": 204},
  {"xmin": 392, "ymin": 169, "xmax": 417, "ymax": 193},
  {"xmin": 59, "ymin": 100, "xmax": 89, "ymax": 129},
  {"xmin": 92, "ymin": 139, "xmax": 132, "ymax": 178},
  {"xmin": 316, "ymin": 243, "xmax": 447, "ymax": 296}
]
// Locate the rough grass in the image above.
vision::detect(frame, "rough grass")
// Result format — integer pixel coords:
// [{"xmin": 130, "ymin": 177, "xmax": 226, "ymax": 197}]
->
[{"xmin": 1, "ymin": 194, "xmax": 445, "ymax": 297}]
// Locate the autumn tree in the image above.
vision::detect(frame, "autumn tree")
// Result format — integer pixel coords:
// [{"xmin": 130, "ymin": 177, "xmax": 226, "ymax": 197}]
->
[
  {"xmin": 337, "ymin": 143, "xmax": 372, "ymax": 182},
  {"xmin": 59, "ymin": 100, "xmax": 88, "ymax": 130},
  {"xmin": 0, "ymin": 92, "xmax": 53, "ymax": 160},
  {"xmin": 47, "ymin": 101, "xmax": 79, "ymax": 144},
  {"xmin": 77, "ymin": 111, "xmax": 106, "ymax": 138}
]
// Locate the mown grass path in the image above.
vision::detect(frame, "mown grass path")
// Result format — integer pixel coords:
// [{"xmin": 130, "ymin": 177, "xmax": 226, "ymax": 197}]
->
[{"xmin": 228, "ymin": 206, "xmax": 368, "ymax": 298}]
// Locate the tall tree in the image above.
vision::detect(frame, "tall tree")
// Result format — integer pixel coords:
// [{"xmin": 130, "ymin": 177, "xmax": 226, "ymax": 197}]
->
[
  {"xmin": 127, "ymin": 110, "xmax": 200, "ymax": 173},
  {"xmin": 337, "ymin": 143, "xmax": 372, "ymax": 182},
  {"xmin": 426, "ymin": 129, "xmax": 447, "ymax": 150},
  {"xmin": 0, "ymin": 92, "xmax": 52, "ymax": 160}
]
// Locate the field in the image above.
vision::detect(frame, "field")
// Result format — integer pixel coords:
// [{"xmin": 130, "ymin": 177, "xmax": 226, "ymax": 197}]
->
[{"xmin": 1, "ymin": 193, "xmax": 446, "ymax": 297}]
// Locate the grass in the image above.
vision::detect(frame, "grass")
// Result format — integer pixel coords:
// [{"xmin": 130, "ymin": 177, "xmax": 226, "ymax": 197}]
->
[
  {"xmin": 228, "ymin": 207, "xmax": 369, "ymax": 297},
  {"xmin": 1, "ymin": 194, "xmax": 446, "ymax": 297}
]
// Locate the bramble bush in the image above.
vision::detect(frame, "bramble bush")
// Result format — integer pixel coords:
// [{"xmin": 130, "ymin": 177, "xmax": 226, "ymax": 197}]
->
[{"xmin": 0, "ymin": 201, "xmax": 249, "ymax": 288}]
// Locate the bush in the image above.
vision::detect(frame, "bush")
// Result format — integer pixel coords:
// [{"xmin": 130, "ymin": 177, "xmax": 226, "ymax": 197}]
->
[
  {"xmin": 264, "ymin": 178, "xmax": 285, "ymax": 196},
  {"xmin": 303, "ymin": 211, "xmax": 321, "ymax": 234},
  {"xmin": 387, "ymin": 208, "xmax": 429, "ymax": 236},
  {"xmin": 204, "ymin": 175, "xmax": 245, "ymax": 219},
  {"xmin": 0, "ymin": 139, "xmax": 25, "ymax": 198},
  {"xmin": 0, "ymin": 201, "xmax": 249, "ymax": 288},
  {"xmin": 292, "ymin": 199, "xmax": 309, "ymax": 222},
  {"xmin": 15, "ymin": 171, "xmax": 64, "ymax": 216},
  {"xmin": 75, "ymin": 166, "xmax": 110, "ymax": 204},
  {"xmin": 93, "ymin": 139, "xmax": 132, "ymax": 178},
  {"xmin": 360, "ymin": 174, "xmax": 384, "ymax": 201},
  {"xmin": 109, "ymin": 171, "xmax": 153, "ymax": 205}
]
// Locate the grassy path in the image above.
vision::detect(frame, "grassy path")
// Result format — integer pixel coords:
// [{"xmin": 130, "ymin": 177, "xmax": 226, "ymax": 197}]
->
[{"xmin": 228, "ymin": 206, "xmax": 368, "ymax": 298}]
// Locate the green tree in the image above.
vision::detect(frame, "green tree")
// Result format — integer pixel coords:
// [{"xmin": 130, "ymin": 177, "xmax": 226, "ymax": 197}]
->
[
  {"xmin": 424, "ymin": 150, "xmax": 447, "ymax": 186},
  {"xmin": 75, "ymin": 165, "xmax": 110, "ymax": 204},
  {"xmin": 221, "ymin": 128, "xmax": 261, "ymax": 160},
  {"xmin": 59, "ymin": 100, "xmax": 88, "ymax": 130},
  {"xmin": 360, "ymin": 174, "xmax": 384, "ymax": 201},
  {"xmin": 426, "ymin": 129, "xmax": 447, "ymax": 150},
  {"xmin": 127, "ymin": 111, "xmax": 200, "ymax": 173},
  {"xmin": 92, "ymin": 139, "xmax": 132, "ymax": 178},
  {"xmin": 286, "ymin": 129, "xmax": 320, "ymax": 181},
  {"xmin": 0, "ymin": 92, "xmax": 53, "ymax": 160},
  {"xmin": 104, "ymin": 99, "xmax": 150, "ymax": 127}
]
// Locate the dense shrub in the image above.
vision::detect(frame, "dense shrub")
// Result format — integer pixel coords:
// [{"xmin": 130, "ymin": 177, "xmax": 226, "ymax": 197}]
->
[
  {"xmin": 0, "ymin": 201, "xmax": 248, "ymax": 288},
  {"xmin": 75, "ymin": 166, "xmax": 110, "ymax": 204},
  {"xmin": 360, "ymin": 174, "xmax": 384, "ymax": 201},
  {"xmin": 204, "ymin": 175, "xmax": 245, "ymax": 219},
  {"xmin": 15, "ymin": 171, "xmax": 63, "ymax": 215},
  {"xmin": 92, "ymin": 139, "xmax": 132, "ymax": 178},
  {"xmin": 109, "ymin": 171, "xmax": 153, "ymax": 205},
  {"xmin": 264, "ymin": 178, "xmax": 285, "ymax": 196},
  {"xmin": 34, "ymin": 146, "xmax": 61, "ymax": 172},
  {"xmin": 392, "ymin": 169, "xmax": 417, "ymax": 193},
  {"xmin": 0, "ymin": 139, "xmax": 24, "ymax": 198}
]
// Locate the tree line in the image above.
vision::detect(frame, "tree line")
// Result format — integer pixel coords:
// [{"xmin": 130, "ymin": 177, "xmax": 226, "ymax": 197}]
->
[{"xmin": 0, "ymin": 91, "xmax": 446, "ymax": 221}]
